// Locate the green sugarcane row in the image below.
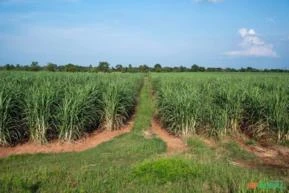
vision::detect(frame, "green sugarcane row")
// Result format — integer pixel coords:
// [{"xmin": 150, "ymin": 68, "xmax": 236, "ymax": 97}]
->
[
  {"xmin": 152, "ymin": 73, "xmax": 289, "ymax": 143},
  {"xmin": 0, "ymin": 72, "xmax": 142, "ymax": 145}
]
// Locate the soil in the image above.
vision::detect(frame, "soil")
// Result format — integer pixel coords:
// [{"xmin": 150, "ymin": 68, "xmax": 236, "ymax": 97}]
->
[
  {"xmin": 196, "ymin": 134, "xmax": 289, "ymax": 170},
  {"xmin": 151, "ymin": 119, "xmax": 187, "ymax": 154},
  {"xmin": 0, "ymin": 120, "xmax": 133, "ymax": 158},
  {"xmin": 199, "ymin": 136, "xmax": 218, "ymax": 148},
  {"xmin": 235, "ymin": 137, "xmax": 289, "ymax": 169}
]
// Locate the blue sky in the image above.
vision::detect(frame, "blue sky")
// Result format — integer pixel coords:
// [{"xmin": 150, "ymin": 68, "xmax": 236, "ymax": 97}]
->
[{"xmin": 0, "ymin": 0, "xmax": 288, "ymax": 68}]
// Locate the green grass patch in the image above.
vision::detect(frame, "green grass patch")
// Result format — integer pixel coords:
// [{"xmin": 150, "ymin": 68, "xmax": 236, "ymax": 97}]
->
[
  {"xmin": 132, "ymin": 157, "xmax": 200, "ymax": 184},
  {"xmin": 187, "ymin": 137, "xmax": 212, "ymax": 154},
  {"xmin": 130, "ymin": 155, "xmax": 279, "ymax": 193},
  {"xmin": 223, "ymin": 141, "xmax": 256, "ymax": 161}
]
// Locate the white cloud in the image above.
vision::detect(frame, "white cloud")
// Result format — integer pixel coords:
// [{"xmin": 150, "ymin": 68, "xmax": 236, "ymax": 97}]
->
[{"xmin": 225, "ymin": 28, "xmax": 278, "ymax": 58}]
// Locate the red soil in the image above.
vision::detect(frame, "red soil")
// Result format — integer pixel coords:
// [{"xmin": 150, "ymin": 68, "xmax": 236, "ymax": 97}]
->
[
  {"xmin": 151, "ymin": 119, "xmax": 187, "ymax": 154},
  {"xmin": 194, "ymin": 134, "xmax": 289, "ymax": 169},
  {"xmin": 235, "ymin": 137, "xmax": 289, "ymax": 168},
  {"xmin": 0, "ymin": 120, "xmax": 133, "ymax": 158}
]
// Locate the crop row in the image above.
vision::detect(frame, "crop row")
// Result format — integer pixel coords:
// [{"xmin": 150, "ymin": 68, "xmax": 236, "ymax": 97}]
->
[
  {"xmin": 153, "ymin": 73, "xmax": 289, "ymax": 143},
  {"xmin": 0, "ymin": 72, "xmax": 142, "ymax": 145}
]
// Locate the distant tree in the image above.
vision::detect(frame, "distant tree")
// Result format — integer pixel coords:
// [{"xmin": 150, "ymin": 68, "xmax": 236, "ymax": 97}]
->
[
  {"xmin": 88, "ymin": 64, "xmax": 93, "ymax": 72},
  {"xmin": 46, "ymin": 63, "xmax": 57, "ymax": 72},
  {"xmin": 191, "ymin": 64, "xmax": 200, "ymax": 72},
  {"xmin": 128, "ymin": 64, "xmax": 134, "ymax": 73},
  {"xmin": 162, "ymin": 66, "xmax": 173, "ymax": 72},
  {"xmin": 246, "ymin": 67, "xmax": 259, "ymax": 72},
  {"xmin": 23, "ymin": 65, "xmax": 30, "ymax": 71},
  {"xmin": 190, "ymin": 64, "xmax": 205, "ymax": 72},
  {"xmin": 225, "ymin": 68, "xmax": 237, "ymax": 72},
  {"xmin": 206, "ymin": 67, "xmax": 223, "ymax": 72},
  {"xmin": 199, "ymin": 67, "xmax": 206, "ymax": 72},
  {"xmin": 65, "ymin": 63, "xmax": 77, "ymax": 72},
  {"xmin": 115, "ymin": 64, "xmax": 123, "ymax": 72},
  {"xmin": 2, "ymin": 61, "xmax": 288, "ymax": 73},
  {"xmin": 239, "ymin": 67, "xmax": 259, "ymax": 72},
  {"xmin": 92, "ymin": 65, "xmax": 98, "ymax": 73},
  {"xmin": 179, "ymin": 66, "xmax": 187, "ymax": 72},
  {"xmin": 56, "ymin": 65, "xmax": 65, "ymax": 72},
  {"xmin": 123, "ymin": 66, "xmax": 128, "ymax": 72},
  {"xmin": 139, "ymin": 65, "xmax": 149, "ymax": 72},
  {"xmin": 4, "ymin": 64, "xmax": 15, "ymax": 71},
  {"xmin": 154, "ymin": 63, "xmax": 162, "ymax": 72},
  {"xmin": 15, "ymin": 64, "xmax": 21, "ymax": 70},
  {"xmin": 98, "ymin": 61, "xmax": 110, "ymax": 72},
  {"xmin": 30, "ymin": 61, "xmax": 40, "ymax": 71}
]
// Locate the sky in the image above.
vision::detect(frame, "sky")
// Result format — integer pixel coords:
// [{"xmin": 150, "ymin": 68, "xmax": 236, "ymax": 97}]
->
[{"xmin": 0, "ymin": 0, "xmax": 289, "ymax": 69}]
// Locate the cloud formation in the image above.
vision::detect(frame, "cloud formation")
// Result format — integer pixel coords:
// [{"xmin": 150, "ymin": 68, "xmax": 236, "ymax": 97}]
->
[{"xmin": 225, "ymin": 28, "xmax": 278, "ymax": 58}]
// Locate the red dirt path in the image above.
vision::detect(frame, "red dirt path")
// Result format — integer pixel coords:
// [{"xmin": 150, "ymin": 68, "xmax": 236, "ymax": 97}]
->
[
  {"xmin": 235, "ymin": 137, "xmax": 289, "ymax": 168},
  {"xmin": 151, "ymin": 119, "xmax": 187, "ymax": 154},
  {"xmin": 0, "ymin": 120, "xmax": 133, "ymax": 158}
]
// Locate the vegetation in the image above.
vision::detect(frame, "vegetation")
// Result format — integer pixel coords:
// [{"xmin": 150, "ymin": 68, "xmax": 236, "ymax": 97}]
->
[
  {"xmin": 1, "ymin": 61, "xmax": 289, "ymax": 73},
  {"xmin": 1, "ymin": 77, "xmax": 287, "ymax": 193},
  {"xmin": 0, "ymin": 81, "xmax": 24, "ymax": 145},
  {"xmin": 132, "ymin": 157, "xmax": 201, "ymax": 184},
  {"xmin": 0, "ymin": 72, "xmax": 142, "ymax": 145},
  {"xmin": 153, "ymin": 73, "xmax": 289, "ymax": 143}
]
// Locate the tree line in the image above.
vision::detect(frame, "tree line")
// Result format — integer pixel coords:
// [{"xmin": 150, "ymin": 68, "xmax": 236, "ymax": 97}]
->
[{"xmin": 1, "ymin": 62, "xmax": 288, "ymax": 73}]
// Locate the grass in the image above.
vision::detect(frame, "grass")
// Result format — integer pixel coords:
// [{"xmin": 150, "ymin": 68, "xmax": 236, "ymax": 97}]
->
[
  {"xmin": 132, "ymin": 157, "xmax": 201, "ymax": 184},
  {"xmin": 24, "ymin": 81, "xmax": 59, "ymax": 143},
  {"xmin": 0, "ymin": 82, "xmax": 24, "ymax": 145},
  {"xmin": 0, "ymin": 77, "xmax": 166, "ymax": 193},
  {"xmin": 1, "ymin": 76, "xmax": 288, "ymax": 193},
  {"xmin": 187, "ymin": 137, "xmax": 215, "ymax": 159},
  {"xmin": 57, "ymin": 84, "xmax": 101, "ymax": 141},
  {"xmin": 223, "ymin": 141, "xmax": 256, "ymax": 161},
  {"xmin": 0, "ymin": 72, "xmax": 142, "ymax": 144},
  {"xmin": 152, "ymin": 72, "xmax": 289, "ymax": 143}
]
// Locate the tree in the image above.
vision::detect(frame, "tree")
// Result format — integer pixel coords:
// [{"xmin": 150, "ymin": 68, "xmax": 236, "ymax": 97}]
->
[
  {"xmin": 115, "ymin": 64, "xmax": 123, "ymax": 72},
  {"xmin": 30, "ymin": 61, "xmax": 40, "ymax": 71},
  {"xmin": 97, "ymin": 61, "xmax": 110, "ymax": 72},
  {"xmin": 128, "ymin": 64, "xmax": 133, "ymax": 72},
  {"xmin": 88, "ymin": 64, "xmax": 94, "ymax": 72},
  {"xmin": 206, "ymin": 67, "xmax": 223, "ymax": 72},
  {"xmin": 46, "ymin": 63, "xmax": 57, "ymax": 72},
  {"xmin": 191, "ymin": 64, "xmax": 205, "ymax": 72},
  {"xmin": 179, "ymin": 66, "xmax": 187, "ymax": 72},
  {"xmin": 191, "ymin": 64, "xmax": 199, "ymax": 72},
  {"xmin": 4, "ymin": 64, "xmax": 15, "ymax": 71},
  {"xmin": 138, "ymin": 65, "xmax": 149, "ymax": 72},
  {"xmin": 154, "ymin": 63, "xmax": 162, "ymax": 72},
  {"xmin": 64, "ymin": 63, "xmax": 77, "ymax": 72},
  {"xmin": 15, "ymin": 64, "xmax": 21, "ymax": 70}
]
